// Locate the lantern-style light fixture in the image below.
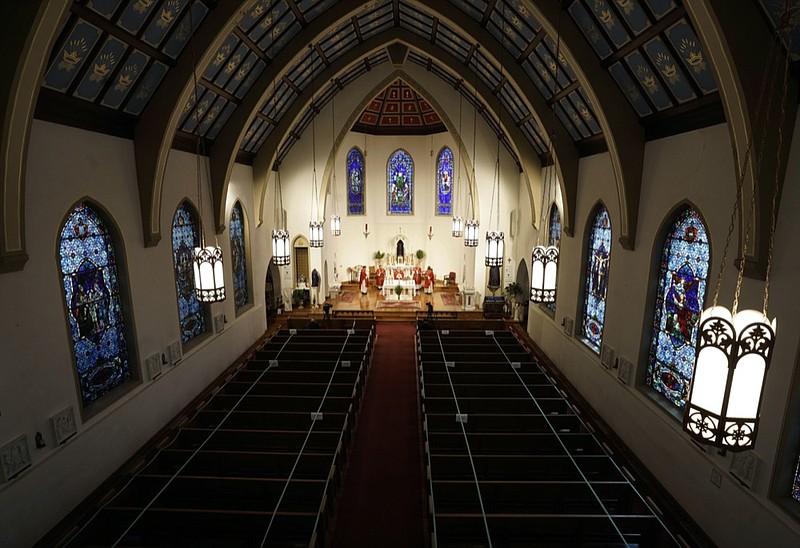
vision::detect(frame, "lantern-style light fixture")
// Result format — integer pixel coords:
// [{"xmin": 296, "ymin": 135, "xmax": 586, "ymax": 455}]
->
[
  {"xmin": 186, "ymin": 7, "xmax": 225, "ymax": 303},
  {"xmin": 331, "ymin": 215, "xmax": 341, "ymax": 236},
  {"xmin": 464, "ymin": 219, "xmax": 479, "ymax": 247},
  {"xmin": 271, "ymin": 169, "xmax": 291, "ymax": 266},
  {"xmin": 684, "ymin": 307, "xmax": 775, "ymax": 450},
  {"xmin": 309, "ymin": 220, "xmax": 324, "ymax": 247},
  {"xmin": 485, "ymin": 230, "xmax": 504, "ymax": 267},
  {"xmin": 683, "ymin": 13, "xmax": 789, "ymax": 451},
  {"xmin": 530, "ymin": 245, "xmax": 558, "ymax": 303},
  {"xmin": 451, "ymin": 216, "xmax": 463, "ymax": 238},
  {"xmin": 193, "ymin": 246, "xmax": 225, "ymax": 302}
]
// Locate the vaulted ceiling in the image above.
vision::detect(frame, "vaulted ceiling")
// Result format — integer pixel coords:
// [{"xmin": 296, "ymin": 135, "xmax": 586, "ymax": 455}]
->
[
  {"xmin": 352, "ymin": 77, "xmax": 446, "ymax": 134},
  {"xmin": 1, "ymin": 0, "xmax": 795, "ymax": 274}
]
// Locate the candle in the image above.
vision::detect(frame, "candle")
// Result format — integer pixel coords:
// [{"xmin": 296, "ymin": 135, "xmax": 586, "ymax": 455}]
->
[{"xmin": 365, "ymin": 223, "xmax": 368, "ymax": 231}]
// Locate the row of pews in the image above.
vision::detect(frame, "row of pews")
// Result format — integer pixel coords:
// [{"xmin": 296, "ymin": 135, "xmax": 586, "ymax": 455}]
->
[
  {"xmin": 61, "ymin": 324, "xmax": 375, "ymax": 547},
  {"xmin": 417, "ymin": 323, "xmax": 694, "ymax": 547}
]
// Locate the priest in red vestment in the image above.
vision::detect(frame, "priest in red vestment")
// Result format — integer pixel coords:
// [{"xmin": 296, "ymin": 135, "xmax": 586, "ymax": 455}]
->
[
  {"xmin": 359, "ymin": 266, "xmax": 369, "ymax": 294},
  {"xmin": 423, "ymin": 266, "xmax": 435, "ymax": 295},
  {"xmin": 413, "ymin": 265, "xmax": 423, "ymax": 288},
  {"xmin": 375, "ymin": 264, "xmax": 386, "ymax": 290}
]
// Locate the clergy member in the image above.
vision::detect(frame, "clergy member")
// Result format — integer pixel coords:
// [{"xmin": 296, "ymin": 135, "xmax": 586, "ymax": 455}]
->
[
  {"xmin": 413, "ymin": 264, "xmax": 423, "ymax": 289},
  {"xmin": 359, "ymin": 265, "xmax": 369, "ymax": 295},
  {"xmin": 423, "ymin": 266, "xmax": 435, "ymax": 295},
  {"xmin": 375, "ymin": 264, "xmax": 386, "ymax": 291}
]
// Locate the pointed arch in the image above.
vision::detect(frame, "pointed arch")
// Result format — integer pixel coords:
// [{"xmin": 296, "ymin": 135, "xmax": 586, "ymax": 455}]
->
[
  {"xmin": 229, "ymin": 200, "xmax": 251, "ymax": 314},
  {"xmin": 580, "ymin": 202, "xmax": 612, "ymax": 354},
  {"xmin": 646, "ymin": 204, "xmax": 711, "ymax": 410},
  {"xmin": 171, "ymin": 200, "xmax": 207, "ymax": 345},
  {"xmin": 346, "ymin": 146, "xmax": 366, "ymax": 215},
  {"xmin": 57, "ymin": 199, "xmax": 138, "ymax": 411},
  {"xmin": 387, "ymin": 148, "xmax": 414, "ymax": 215},
  {"xmin": 436, "ymin": 146, "xmax": 454, "ymax": 216}
]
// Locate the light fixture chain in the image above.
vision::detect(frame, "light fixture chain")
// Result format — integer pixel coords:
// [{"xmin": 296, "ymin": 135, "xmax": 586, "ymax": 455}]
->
[
  {"xmin": 712, "ymin": 28, "xmax": 780, "ymax": 308},
  {"xmin": 764, "ymin": 19, "xmax": 793, "ymax": 315}
]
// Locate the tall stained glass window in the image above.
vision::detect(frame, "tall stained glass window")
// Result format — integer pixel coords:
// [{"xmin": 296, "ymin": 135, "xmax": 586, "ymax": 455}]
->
[
  {"xmin": 793, "ymin": 460, "xmax": 800, "ymax": 503},
  {"xmin": 580, "ymin": 204, "xmax": 612, "ymax": 353},
  {"xmin": 387, "ymin": 148, "xmax": 413, "ymax": 215},
  {"xmin": 546, "ymin": 204, "xmax": 562, "ymax": 313},
  {"xmin": 347, "ymin": 147, "xmax": 365, "ymax": 215},
  {"xmin": 436, "ymin": 147, "xmax": 453, "ymax": 216},
  {"xmin": 58, "ymin": 202, "xmax": 133, "ymax": 407},
  {"xmin": 172, "ymin": 201, "xmax": 206, "ymax": 344},
  {"xmin": 647, "ymin": 207, "xmax": 710, "ymax": 409},
  {"xmin": 230, "ymin": 201, "xmax": 250, "ymax": 312}
]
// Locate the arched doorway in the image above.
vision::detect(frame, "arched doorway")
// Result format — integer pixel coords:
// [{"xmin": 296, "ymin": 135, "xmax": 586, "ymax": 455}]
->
[
  {"xmin": 292, "ymin": 235, "xmax": 310, "ymax": 286},
  {"xmin": 265, "ymin": 258, "xmax": 282, "ymax": 316},
  {"xmin": 516, "ymin": 259, "xmax": 530, "ymax": 323}
]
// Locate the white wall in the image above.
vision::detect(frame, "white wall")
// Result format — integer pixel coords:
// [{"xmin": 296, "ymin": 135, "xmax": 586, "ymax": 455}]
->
[
  {"xmin": 0, "ymin": 121, "xmax": 266, "ymax": 546},
  {"xmin": 527, "ymin": 121, "xmax": 800, "ymax": 547}
]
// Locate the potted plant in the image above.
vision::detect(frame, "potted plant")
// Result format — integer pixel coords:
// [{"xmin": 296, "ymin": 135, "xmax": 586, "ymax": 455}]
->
[
  {"xmin": 292, "ymin": 288, "xmax": 308, "ymax": 309},
  {"xmin": 415, "ymin": 248, "xmax": 426, "ymax": 265},
  {"xmin": 373, "ymin": 250, "xmax": 385, "ymax": 265},
  {"xmin": 504, "ymin": 281, "xmax": 524, "ymax": 320},
  {"xmin": 393, "ymin": 284, "xmax": 403, "ymax": 301}
]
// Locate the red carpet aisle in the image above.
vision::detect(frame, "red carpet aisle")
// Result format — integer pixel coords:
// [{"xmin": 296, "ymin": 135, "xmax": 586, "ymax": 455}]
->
[{"xmin": 331, "ymin": 323, "xmax": 425, "ymax": 547}]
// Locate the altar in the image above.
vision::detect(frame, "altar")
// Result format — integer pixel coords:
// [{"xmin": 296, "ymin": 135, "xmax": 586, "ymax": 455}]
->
[{"xmin": 382, "ymin": 278, "xmax": 417, "ymax": 298}]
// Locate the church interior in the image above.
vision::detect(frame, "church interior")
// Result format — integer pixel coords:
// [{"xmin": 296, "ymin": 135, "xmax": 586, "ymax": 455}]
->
[{"xmin": 3, "ymin": 0, "xmax": 800, "ymax": 546}]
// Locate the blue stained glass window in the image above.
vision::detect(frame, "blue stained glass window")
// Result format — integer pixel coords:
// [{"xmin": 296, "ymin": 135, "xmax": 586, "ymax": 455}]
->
[
  {"xmin": 172, "ymin": 201, "xmax": 206, "ymax": 344},
  {"xmin": 546, "ymin": 204, "xmax": 562, "ymax": 313},
  {"xmin": 647, "ymin": 207, "xmax": 710, "ymax": 409},
  {"xmin": 387, "ymin": 149, "xmax": 414, "ymax": 215},
  {"xmin": 58, "ymin": 202, "xmax": 132, "ymax": 407},
  {"xmin": 347, "ymin": 147, "xmax": 365, "ymax": 215},
  {"xmin": 230, "ymin": 201, "xmax": 250, "ymax": 312},
  {"xmin": 580, "ymin": 205, "xmax": 612, "ymax": 353},
  {"xmin": 793, "ymin": 458, "xmax": 800, "ymax": 503},
  {"xmin": 436, "ymin": 147, "xmax": 453, "ymax": 216}
]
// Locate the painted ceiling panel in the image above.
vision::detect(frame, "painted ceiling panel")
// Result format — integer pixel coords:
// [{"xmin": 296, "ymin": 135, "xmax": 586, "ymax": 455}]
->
[
  {"xmin": 644, "ymin": 0, "xmax": 677, "ymax": 19},
  {"xmin": 43, "ymin": 20, "xmax": 102, "ymax": 93},
  {"xmin": 608, "ymin": 60, "xmax": 652, "ymax": 116},
  {"xmin": 643, "ymin": 36, "xmax": 697, "ymax": 104},
  {"xmin": 449, "ymin": 0, "xmax": 485, "ymax": 21},
  {"xmin": 664, "ymin": 20, "xmax": 717, "ymax": 93},
  {"xmin": 74, "ymin": 37, "xmax": 128, "ymax": 102},
  {"xmin": 162, "ymin": 1, "xmax": 207, "ymax": 58},
  {"xmin": 487, "ymin": 11, "xmax": 528, "ymax": 57},
  {"xmin": 573, "ymin": 89, "xmax": 601, "ymax": 134},
  {"xmin": 569, "ymin": 0, "xmax": 614, "ymax": 59},
  {"xmin": 586, "ymin": 0, "xmax": 631, "ymax": 48},
  {"xmin": 140, "ymin": 0, "xmax": 188, "ymax": 48},
  {"xmin": 352, "ymin": 78, "xmax": 445, "ymax": 134},
  {"xmin": 123, "ymin": 60, "xmax": 169, "ymax": 115},
  {"xmin": 625, "ymin": 50, "xmax": 672, "ymax": 111},
  {"xmin": 436, "ymin": 22, "xmax": 471, "ymax": 61},
  {"xmin": 207, "ymin": 101, "xmax": 237, "ymax": 140},
  {"xmin": 100, "ymin": 49, "xmax": 151, "ymax": 108},
  {"xmin": 613, "ymin": 0, "xmax": 651, "ymax": 35},
  {"xmin": 246, "ymin": 1, "xmax": 291, "ymax": 46},
  {"xmin": 87, "ymin": 0, "xmax": 126, "ymax": 18}
]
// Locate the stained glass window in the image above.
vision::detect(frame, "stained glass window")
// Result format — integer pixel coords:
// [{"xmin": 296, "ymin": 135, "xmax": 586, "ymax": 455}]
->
[
  {"xmin": 230, "ymin": 201, "xmax": 250, "ymax": 312},
  {"xmin": 793, "ymin": 459, "xmax": 800, "ymax": 503},
  {"xmin": 58, "ymin": 202, "xmax": 133, "ymax": 407},
  {"xmin": 580, "ymin": 205, "xmax": 612, "ymax": 353},
  {"xmin": 647, "ymin": 207, "xmax": 710, "ymax": 409},
  {"xmin": 387, "ymin": 149, "xmax": 414, "ymax": 215},
  {"xmin": 546, "ymin": 204, "xmax": 562, "ymax": 313},
  {"xmin": 172, "ymin": 201, "xmax": 206, "ymax": 344},
  {"xmin": 347, "ymin": 147, "xmax": 365, "ymax": 215},
  {"xmin": 436, "ymin": 147, "xmax": 453, "ymax": 216}
]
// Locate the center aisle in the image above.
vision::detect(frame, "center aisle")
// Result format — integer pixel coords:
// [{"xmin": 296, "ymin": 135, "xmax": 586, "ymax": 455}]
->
[{"xmin": 331, "ymin": 322, "xmax": 425, "ymax": 547}]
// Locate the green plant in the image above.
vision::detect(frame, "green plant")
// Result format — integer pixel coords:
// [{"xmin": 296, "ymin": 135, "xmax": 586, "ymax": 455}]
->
[
  {"xmin": 504, "ymin": 281, "xmax": 523, "ymax": 302},
  {"xmin": 394, "ymin": 284, "xmax": 404, "ymax": 297},
  {"xmin": 292, "ymin": 289, "xmax": 309, "ymax": 307},
  {"xmin": 415, "ymin": 249, "xmax": 426, "ymax": 262},
  {"xmin": 373, "ymin": 250, "xmax": 385, "ymax": 260}
]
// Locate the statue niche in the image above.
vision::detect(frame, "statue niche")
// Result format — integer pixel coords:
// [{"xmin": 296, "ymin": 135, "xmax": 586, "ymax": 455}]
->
[{"xmin": 396, "ymin": 239, "xmax": 405, "ymax": 261}]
